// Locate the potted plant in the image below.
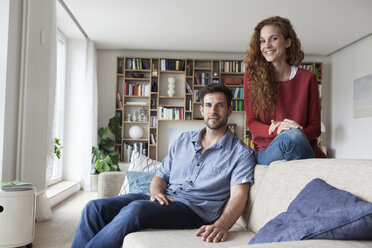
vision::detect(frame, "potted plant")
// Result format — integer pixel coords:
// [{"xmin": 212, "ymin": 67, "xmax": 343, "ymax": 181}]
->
[{"xmin": 91, "ymin": 115, "xmax": 121, "ymax": 190}]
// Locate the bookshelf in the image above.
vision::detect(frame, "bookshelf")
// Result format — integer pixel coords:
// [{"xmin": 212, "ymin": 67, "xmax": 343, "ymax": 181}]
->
[
  {"xmin": 115, "ymin": 57, "xmax": 324, "ymax": 162},
  {"xmin": 300, "ymin": 62, "xmax": 325, "ymax": 151}
]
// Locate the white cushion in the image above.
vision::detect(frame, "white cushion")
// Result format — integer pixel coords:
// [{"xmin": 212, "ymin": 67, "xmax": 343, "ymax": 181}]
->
[
  {"xmin": 118, "ymin": 152, "xmax": 161, "ymax": 195},
  {"xmin": 123, "ymin": 229, "xmax": 255, "ymax": 248}
]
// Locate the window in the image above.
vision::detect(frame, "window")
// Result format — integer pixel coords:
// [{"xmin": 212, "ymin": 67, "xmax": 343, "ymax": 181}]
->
[{"xmin": 48, "ymin": 30, "xmax": 66, "ymax": 186}]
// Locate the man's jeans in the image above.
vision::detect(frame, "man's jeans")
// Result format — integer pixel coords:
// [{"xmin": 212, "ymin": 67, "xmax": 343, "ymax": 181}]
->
[
  {"xmin": 71, "ymin": 193, "xmax": 207, "ymax": 248},
  {"xmin": 257, "ymin": 128, "xmax": 315, "ymax": 165}
]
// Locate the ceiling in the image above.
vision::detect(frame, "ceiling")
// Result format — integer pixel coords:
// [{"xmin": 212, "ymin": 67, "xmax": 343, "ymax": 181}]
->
[{"xmin": 57, "ymin": 0, "xmax": 372, "ymax": 56}]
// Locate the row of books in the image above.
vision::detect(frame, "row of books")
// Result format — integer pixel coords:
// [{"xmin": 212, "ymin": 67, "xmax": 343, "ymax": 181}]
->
[
  {"xmin": 232, "ymin": 100, "xmax": 244, "ymax": 111},
  {"xmin": 244, "ymin": 130, "xmax": 254, "ymax": 149},
  {"xmin": 123, "ymin": 142, "xmax": 148, "ymax": 162},
  {"xmin": 115, "ymin": 111, "xmax": 122, "ymax": 125},
  {"xmin": 126, "ymin": 58, "xmax": 150, "ymax": 70},
  {"xmin": 158, "ymin": 107, "xmax": 184, "ymax": 120},
  {"xmin": 150, "ymin": 116, "xmax": 158, "ymax": 127},
  {"xmin": 194, "ymin": 90, "xmax": 200, "ymax": 102},
  {"xmin": 221, "ymin": 61, "xmax": 246, "ymax": 73},
  {"xmin": 150, "ymin": 133, "xmax": 157, "ymax": 145},
  {"xmin": 194, "ymin": 72, "xmax": 211, "ymax": 85},
  {"xmin": 300, "ymin": 64, "xmax": 322, "ymax": 81},
  {"xmin": 117, "ymin": 93, "xmax": 123, "ymax": 109},
  {"xmin": 231, "ymin": 87, "xmax": 244, "ymax": 99},
  {"xmin": 314, "ymin": 65, "xmax": 322, "ymax": 80},
  {"xmin": 160, "ymin": 59, "xmax": 185, "ymax": 71},
  {"xmin": 0, "ymin": 180, "xmax": 33, "ymax": 191},
  {"xmin": 124, "ymin": 83, "xmax": 151, "ymax": 96}
]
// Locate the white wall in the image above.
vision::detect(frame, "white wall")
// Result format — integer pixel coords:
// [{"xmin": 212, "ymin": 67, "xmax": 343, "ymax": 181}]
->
[
  {"xmin": 0, "ymin": 0, "xmax": 23, "ymax": 181},
  {"xmin": 16, "ymin": 0, "xmax": 55, "ymax": 191},
  {"xmin": 330, "ymin": 35, "xmax": 372, "ymax": 159},
  {"xmin": 304, "ymin": 55, "xmax": 331, "ymax": 150},
  {"xmin": 0, "ymin": 0, "xmax": 10, "ymax": 180}
]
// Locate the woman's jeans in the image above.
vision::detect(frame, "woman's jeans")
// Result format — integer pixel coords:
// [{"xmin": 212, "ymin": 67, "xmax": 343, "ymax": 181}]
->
[
  {"xmin": 71, "ymin": 193, "xmax": 207, "ymax": 248},
  {"xmin": 257, "ymin": 128, "xmax": 315, "ymax": 165}
]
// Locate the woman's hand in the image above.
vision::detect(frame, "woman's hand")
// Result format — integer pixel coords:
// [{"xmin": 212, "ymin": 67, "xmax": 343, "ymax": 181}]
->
[
  {"xmin": 276, "ymin": 119, "xmax": 303, "ymax": 134},
  {"xmin": 269, "ymin": 120, "xmax": 281, "ymax": 135}
]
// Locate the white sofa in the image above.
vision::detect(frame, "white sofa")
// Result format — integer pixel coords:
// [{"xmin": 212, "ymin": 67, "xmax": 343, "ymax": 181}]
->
[{"xmin": 98, "ymin": 159, "xmax": 372, "ymax": 248}]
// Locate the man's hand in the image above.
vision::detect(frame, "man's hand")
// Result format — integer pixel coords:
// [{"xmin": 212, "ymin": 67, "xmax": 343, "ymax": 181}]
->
[
  {"xmin": 150, "ymin": 192, "xmax": 174, "ymax": 206},
  {"xmin": 195, "ymin": 224, "xmax": 228, "ymax": 243}
]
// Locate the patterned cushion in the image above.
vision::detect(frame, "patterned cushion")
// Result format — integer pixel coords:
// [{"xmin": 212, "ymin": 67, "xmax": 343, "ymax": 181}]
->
[
  {"xmin": 118, "ymin": 152, "xmax": 161, "ymax": 195},
  {"xmin": 126, "ymin": 171, "xmax": 155, "ymax": 195}
]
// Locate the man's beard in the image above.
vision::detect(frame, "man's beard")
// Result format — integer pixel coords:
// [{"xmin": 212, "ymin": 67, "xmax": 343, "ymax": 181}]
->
[{"xmin": 204, "ymin": 115, "xmax": 228, "ymax": 130}]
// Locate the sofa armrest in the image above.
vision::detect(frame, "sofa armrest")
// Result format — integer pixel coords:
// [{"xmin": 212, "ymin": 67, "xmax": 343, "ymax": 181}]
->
[{"xmin": 97, "ymin": 171, "xmax": 126, "ymax": 198}]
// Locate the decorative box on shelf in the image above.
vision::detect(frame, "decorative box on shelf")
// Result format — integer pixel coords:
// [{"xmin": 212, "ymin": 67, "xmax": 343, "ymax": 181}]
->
[{"xmin": 223, "ymin": 77, "xmax": 243, "ymax": 85}]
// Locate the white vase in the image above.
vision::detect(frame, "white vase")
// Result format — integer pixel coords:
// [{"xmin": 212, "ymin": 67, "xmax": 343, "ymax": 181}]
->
[{"xmin": 167, "ymin": 77, "xmax": 176, "ymax": 97}]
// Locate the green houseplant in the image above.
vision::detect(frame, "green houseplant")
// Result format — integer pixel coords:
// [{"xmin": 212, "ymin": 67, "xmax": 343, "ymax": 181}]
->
[
  {"xmin": 54, "ymin": 137, "xmax": 63, "ymax": 159},
  {"xmin": 92, "ymin": 115, "xmax": 121, "ymax": 173}
]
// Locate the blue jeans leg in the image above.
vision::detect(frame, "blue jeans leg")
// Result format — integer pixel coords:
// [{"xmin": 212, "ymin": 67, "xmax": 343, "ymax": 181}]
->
[
  {"xmin": 71, "ymin": 193, "xmax": 206, "ymax": 248},
  {"xmin": 257, "ymin": 128, "xmax": 315, "ymax": 165}
]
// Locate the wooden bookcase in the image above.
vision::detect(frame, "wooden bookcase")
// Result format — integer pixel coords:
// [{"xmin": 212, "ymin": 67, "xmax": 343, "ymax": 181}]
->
[
  {"xmin": 115, "ymin": 57, "xmax": 324, "ymax": 162},
  {"xmin": 300, "ymin": 62, "xmax": 326, "ymax": 152}
]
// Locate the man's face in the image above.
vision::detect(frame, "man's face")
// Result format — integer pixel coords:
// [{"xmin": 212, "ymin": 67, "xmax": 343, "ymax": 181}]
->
[{"xmin": 200, "ymin": 92, "xmax": 232, "ymax": 130}]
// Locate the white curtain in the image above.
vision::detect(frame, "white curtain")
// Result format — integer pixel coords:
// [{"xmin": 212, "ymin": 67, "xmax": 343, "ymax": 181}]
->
[
  {"xmin": 40, "ymin": 0, "xmax": 57, "ymax": 221},
  {"xmin": 82, "ymin": 39, "xmax": 98, "ymax": 189},
  {"xmin": 18, "ymin": 0, "xmax": 56, "ymax": 222},
  {"xmin": 37, "ymin": 0, "xmax": 56, "ymax": 222},
  {"xmin": 63, "ymin": 38, "xmax": 98, "ymax": 191}
]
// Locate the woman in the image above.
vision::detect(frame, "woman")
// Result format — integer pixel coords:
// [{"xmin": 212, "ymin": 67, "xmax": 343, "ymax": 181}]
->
[{"xmin": 243, "ymin": 16, "xmax": 326, "ymax": 165}]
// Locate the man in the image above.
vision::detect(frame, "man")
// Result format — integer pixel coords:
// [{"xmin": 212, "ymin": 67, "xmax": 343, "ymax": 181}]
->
[{"xmin": 72, "ymin": 83, "xmax": 256, "ymax": 248}]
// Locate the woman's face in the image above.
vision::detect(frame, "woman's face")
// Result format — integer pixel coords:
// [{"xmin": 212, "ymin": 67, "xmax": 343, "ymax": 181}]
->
[{"xmin": 259, "ymin": 25, "xmax": 291, "ymax": 65}]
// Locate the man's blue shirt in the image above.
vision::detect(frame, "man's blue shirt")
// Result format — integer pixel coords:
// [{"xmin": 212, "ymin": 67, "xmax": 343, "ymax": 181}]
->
[{"xmin": 156, "ymin": 127, "xmax": 256, "ymax": 222}]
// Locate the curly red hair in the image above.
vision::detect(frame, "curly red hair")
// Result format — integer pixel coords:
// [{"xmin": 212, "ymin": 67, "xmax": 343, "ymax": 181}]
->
[{"xmin": 244, "ymin": 16, "xmax": 304, "ymax": 119}]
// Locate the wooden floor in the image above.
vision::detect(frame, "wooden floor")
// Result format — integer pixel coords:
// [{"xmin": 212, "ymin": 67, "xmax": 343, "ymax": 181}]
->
[{"xmin": 32, "ymin": 191, "xmax": 97, "ymax": 248}]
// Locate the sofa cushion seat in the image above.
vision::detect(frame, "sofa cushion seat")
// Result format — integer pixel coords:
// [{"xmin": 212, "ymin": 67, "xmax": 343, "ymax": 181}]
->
[{"xmin": 123, "ymin": 229, "xmax": 255, "ymax": 248}]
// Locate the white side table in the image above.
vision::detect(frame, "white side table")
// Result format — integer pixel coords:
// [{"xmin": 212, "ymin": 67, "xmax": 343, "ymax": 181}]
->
[{"xmin": 0, "ymin": 188, "xmax": 36, "ymax": 248}]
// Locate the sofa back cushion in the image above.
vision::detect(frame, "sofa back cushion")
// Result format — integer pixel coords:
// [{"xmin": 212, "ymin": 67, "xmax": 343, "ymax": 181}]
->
[
  {"xmin": 232, "ymin": 164, "xmax": 268, "ymax": 231},
  {"xmin": 247, "ymin": 159, "xmax": 372, "ymax": 233}
]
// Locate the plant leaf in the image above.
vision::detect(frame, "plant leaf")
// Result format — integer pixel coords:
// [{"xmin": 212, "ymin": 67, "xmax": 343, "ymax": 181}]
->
[
  {"xmin": 109, "ymin": 151, "xmax": 120, "ymax": 166},
  {"xmin": 108, "ymin": 115, "xmax": 120, "ymax": 135},
  {"xmin": 101, "ymin": 138, "xmax": 115, "ymax": 153},
  {"xmin": 98, "ymin": 127, "xmax": 109, "ymax": 141},
  {"xmin": 95, "ymin": 155, "xmax": 112, "ymax": 173}
]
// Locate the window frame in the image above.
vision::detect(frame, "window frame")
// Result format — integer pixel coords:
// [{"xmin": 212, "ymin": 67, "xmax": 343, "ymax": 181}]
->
[{"xmin": 48, "ymin": 29, "xmax": 67, "ymax": 186}]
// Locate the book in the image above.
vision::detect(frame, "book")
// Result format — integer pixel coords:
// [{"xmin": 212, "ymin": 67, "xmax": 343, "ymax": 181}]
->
[
  {"xmin": 126, "ymin": 102, "xmax": 147, "ymax": 105},
  {"xmin": 0, "ymin": 180, "xmax": 33, "ymax": 191},
  {"xmin": 186, "ymin": 83, "xmax": 192, "ymax": 93},
  {"xmin": 194, "ymin": 73, "xmax": 201, "ymax": 85},
  {"xmin": 117, "ymin": 93, "xmax": 123, "ymax": 109},
  {"xmin": 150, "ymin": 133, "xmax": 156, "ymax": 144}
]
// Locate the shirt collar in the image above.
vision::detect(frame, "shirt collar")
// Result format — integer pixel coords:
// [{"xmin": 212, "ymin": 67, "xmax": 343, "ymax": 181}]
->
[{"xmin": 191, "ymin": 127, "xmax": 234, "ymax": 151}]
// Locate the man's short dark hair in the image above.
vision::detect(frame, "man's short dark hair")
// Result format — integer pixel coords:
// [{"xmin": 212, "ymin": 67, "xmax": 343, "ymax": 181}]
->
[{"xmin": 199, "ymin": 83, "xmax": 233, "ymax": 107}]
